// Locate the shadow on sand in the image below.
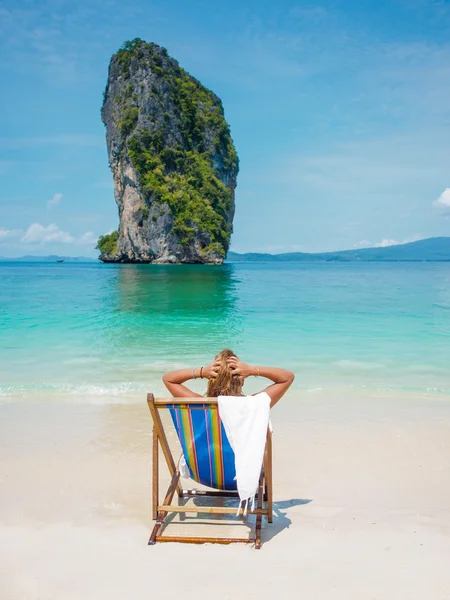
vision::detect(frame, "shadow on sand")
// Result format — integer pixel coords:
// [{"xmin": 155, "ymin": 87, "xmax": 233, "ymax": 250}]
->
[
  {"xmin": 262, "ymin": 498, "xmax": 312, "ymax": 542},
  {"xmin": 159, "ymin": 495, "xmax": 312, "ymax": 544}
]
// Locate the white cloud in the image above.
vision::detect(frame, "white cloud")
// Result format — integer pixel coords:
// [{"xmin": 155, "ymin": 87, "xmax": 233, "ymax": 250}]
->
[
  {"xmin": 79, "ymin": 231, "xmax": 97, "ymax": 245},
  {"xmin": 0, "ymin": 227, "xmax": 22, "ymax": 241},
  {"xmin": 47, "ymin": 192, "xmax": 62, "ymax": 207},
  {"xmin": 434, "ymin": 188, "xmax": 450, "ymax": 207},
  {"xmin": 354, "ymin": 235, "xmax": 424, "ymax": 249},
  {"xmin": 21, "ymin": 223, "xmax": 74, "ymax": 244},
  {"xmin": 373, "ymin": 239, "xmax": 400, "ymax": 248},
  {"xmin": 1, "ymin": 222, "xmax": 99, "ymax": 249}
]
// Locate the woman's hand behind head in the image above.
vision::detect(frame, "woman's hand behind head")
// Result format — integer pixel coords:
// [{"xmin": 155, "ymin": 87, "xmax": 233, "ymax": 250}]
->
[
  {"xmin": 202, "ymin": 360, "xmax": 220, "ymax": 379},
  {"xmin": 227, "ymin": 357, "xmax": 254, "ymax": 379}
]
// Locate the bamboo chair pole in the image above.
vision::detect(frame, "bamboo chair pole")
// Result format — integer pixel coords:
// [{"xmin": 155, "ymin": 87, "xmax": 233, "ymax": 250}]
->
[
  {"xmin": 266, "ymin": 430, "xmax": 273, "ymax": 523},
  {"xmin": 255, "ymin": 470, "xmax": 264, "ymax": 549},
  {"xmin": 157, "ymin": 505, "xmax": 268, "ymax": 515},
  {"xmin": 149, "ymin": 469, "xmax": 181, "ymax": 545},
  {"xmin": 156, "ymin": 536, "xmax": 253, "ymax": 545},
  {"xmin": 152, "ymin": 426, "xmax": 158, "ymax": 521},
  {"xmin": 153, "ymin": 397, "xmax": 219, "ymax": 406},
  {"xmin": 147, "ymin": 394, "xmax": 182, "ymax": 496}
]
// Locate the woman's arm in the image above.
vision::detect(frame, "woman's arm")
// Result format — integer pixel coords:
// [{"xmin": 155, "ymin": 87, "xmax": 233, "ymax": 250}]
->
[
  {"xmin": 227, "ymin": 358, "xmax": 294, "ymax": 407},
  {"xmin": 162, "ymin": 362, "xmax": 219, "ymax": 398}
]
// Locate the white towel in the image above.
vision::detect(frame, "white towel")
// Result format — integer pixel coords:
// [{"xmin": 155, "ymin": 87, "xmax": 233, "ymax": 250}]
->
[{"xmin": 218, "ymin": 392, "xmax": 271, "ymax": 516}]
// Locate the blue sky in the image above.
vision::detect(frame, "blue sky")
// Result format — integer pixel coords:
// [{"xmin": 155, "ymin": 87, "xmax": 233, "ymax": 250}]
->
[{"xmin": 0, "ymin": 0, "xmax": 449, "ymax": 257}]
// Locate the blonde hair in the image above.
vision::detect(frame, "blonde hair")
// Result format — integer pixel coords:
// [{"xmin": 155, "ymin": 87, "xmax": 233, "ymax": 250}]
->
[{"xmin": 207, "ymin": 349, "xmax": 244, "ymax": 397}]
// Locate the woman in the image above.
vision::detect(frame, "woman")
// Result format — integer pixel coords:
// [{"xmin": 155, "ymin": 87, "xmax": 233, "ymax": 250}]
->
[{"xmin": 163, "ymin": 348, "xmax": 294, "ymax": 407}]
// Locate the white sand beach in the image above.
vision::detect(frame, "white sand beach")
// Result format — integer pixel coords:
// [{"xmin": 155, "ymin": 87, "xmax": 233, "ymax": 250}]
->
[{"xmin": 1, "ymin": 392, "xmax": 450, "ymax": 600}]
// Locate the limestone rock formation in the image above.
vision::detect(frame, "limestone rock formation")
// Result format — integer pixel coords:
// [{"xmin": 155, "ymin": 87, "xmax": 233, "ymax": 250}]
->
[{"xmin": 98, "ymin": 39, "xmax": 239, "ymax": 264}]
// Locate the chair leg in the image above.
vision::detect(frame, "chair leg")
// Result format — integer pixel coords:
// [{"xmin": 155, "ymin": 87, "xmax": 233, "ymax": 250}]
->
[
  {"xmin": 148, "ymin": 470, "xmax": 181, "ymax": 546},
  {"xmin": 152, "ymin": 427, "xmax": 159, "ymax": 521},
  {"xmin": 255, "ymin": 470, "xmax": 264, "ymax": 549},
  {"xmin": 266, "ymin": 432, "xmax": 273, "ymax": 523},
  {"xmin": 148, "ymin": 518, "xmax": 164, "ymax": 545}
]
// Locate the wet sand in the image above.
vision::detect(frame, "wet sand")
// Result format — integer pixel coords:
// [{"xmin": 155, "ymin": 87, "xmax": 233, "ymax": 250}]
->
[{"xmin": 1, "ymin": 392, "xmax": 450, "ymax": 599}]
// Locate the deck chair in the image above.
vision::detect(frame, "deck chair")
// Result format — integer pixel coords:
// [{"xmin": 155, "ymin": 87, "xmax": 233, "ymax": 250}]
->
[{"xmin": 147, "ymin": 393, "xmax": 273, "ymax": 549}]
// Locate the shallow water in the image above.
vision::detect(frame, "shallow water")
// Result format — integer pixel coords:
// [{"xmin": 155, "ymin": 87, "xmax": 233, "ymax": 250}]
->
[{"xmin": 1, "ymin": 261, "xmax": 449, "ymax": 400}]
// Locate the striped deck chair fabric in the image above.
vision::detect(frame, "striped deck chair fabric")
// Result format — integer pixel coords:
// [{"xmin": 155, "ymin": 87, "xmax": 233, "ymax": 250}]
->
[{"xmin": 169, "ymin": 405, "xmax": 237, "ymax": 491}]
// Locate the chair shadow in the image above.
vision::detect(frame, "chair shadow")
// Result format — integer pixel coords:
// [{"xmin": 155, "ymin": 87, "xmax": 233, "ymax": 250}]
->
[
  {"xmin": 160, "ymin": 495, "xmax": 312, "ymax": 543},
  {"xmin": 275, "ymin": 498, "xmax": 312, "ymax": 509},
  {"xmin": 262, "ymin": 498, "xmax": 312, "ymax": 543}
]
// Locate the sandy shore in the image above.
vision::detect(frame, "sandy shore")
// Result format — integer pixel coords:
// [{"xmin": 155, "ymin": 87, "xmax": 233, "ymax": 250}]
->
[{"xmin": 1, "ymin": 392, "xmax": 450, "ymax": 599}]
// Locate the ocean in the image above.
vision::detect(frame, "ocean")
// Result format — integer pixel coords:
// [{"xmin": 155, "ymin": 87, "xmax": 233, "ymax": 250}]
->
[{"xmin": 1, "ymin": 261, "xmax": 449, "ymax": 401}]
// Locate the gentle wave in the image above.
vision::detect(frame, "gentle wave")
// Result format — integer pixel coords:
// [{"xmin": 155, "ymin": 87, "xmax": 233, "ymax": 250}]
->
[
  {"xmin": 432, "ymin": 303, "xmax": 450, "ymax": 311},
  {"xmin": 2, "ymin": 381, "xmax": 450, "ymax": 403},
  {"xmin": 0, "ymin": 382, "xmax": 151, "ymax": 397}
]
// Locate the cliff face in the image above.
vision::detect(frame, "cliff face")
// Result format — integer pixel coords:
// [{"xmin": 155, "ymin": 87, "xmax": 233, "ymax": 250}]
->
[{"xmin": 99, "ymin": 39, "xmax": 239, "ymax": 264}]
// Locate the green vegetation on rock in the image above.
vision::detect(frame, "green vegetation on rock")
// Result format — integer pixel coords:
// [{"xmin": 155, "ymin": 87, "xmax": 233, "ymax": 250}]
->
[
  {"xmin": 118, "ymin": 107, "xmax": 139, "ymax": 138},
  {"xmin": 128, "ymin": 132, "xmax": 231, "ymax": 249},
  {"xmin": 96, "ymin": 231, "xmax": 118, "ymax": 256}
]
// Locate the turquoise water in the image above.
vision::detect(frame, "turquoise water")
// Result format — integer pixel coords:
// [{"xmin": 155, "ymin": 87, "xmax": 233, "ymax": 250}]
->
[{"xmin": 1, "ymin": 261, "xmax": 450, "ymax": 400}]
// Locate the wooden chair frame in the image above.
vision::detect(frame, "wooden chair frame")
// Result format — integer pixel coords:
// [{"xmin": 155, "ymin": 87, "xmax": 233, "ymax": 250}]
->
[{"xmin": 147, "ymin": 393, "xmax": 273, "ymax": 549}]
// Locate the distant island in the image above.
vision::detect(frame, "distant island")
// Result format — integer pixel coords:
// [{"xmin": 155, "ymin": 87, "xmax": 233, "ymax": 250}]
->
[
  {"xmin": 226, "ymin": 237, "xmax": 450, "ymax": 262},
  {"xmin": 2, "ymin": 237, "xmax": 450, "ymax": 263},
  {"xmin": 0, "ymin": 256, "xmax": 97, "ymax": 263}
]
